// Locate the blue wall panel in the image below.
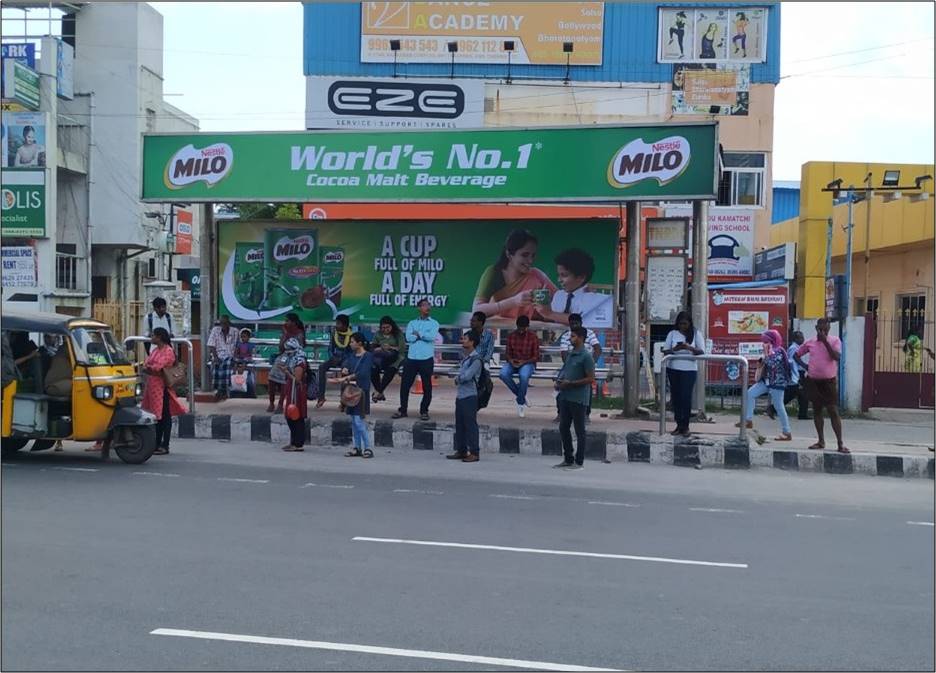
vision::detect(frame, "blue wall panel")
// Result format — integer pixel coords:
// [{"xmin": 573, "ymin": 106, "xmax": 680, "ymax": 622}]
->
[
  {"xmin": 304, "ymin": 2, "xmax": 781, "ymax": 84},
  {"xmin": 771, "ymin": 186, "xmax": 800, "ymax": 224}
]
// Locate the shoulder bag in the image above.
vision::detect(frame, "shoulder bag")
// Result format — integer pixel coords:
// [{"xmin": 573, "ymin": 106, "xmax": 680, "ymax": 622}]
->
[{"xmin": 339, "ymin": 356, "xmax": 364, "ymax": 409}]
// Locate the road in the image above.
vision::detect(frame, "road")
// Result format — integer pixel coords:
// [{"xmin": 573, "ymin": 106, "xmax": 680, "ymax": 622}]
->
[{"xmin": 2, "ymin": 440, "xmax": 933, "ymax": 671}]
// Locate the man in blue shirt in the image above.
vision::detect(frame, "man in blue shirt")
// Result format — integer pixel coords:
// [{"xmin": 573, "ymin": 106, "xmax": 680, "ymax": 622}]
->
[
  {"xmin": 394, "ymin": 299, "xmax": 440, "ymax": 421},
  {"xmin": 554, "ymin": 326, "xmax": 595, "ymax": 470}
]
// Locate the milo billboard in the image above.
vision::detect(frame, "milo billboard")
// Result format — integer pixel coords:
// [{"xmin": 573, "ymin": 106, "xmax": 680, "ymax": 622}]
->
[{"xmin": 219, "ymin": 219, "xmax": 619, "ymax": 328}]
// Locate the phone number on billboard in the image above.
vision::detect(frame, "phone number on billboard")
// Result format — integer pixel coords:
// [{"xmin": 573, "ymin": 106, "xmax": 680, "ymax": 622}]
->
[{"xmin": 367, "ymin": 37, "xmax": 504, "ymax": 54}]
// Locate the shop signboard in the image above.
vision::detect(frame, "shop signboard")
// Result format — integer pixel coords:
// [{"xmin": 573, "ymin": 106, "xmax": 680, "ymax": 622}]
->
[
  {"xmin": 306, "ymin": 76, "xmax": 485, "ymax": 130},
  {"xmin": 658, "ymin": 6, "xmax": 768, "ymax": 64},
  {"xmin": 0, "ymin": 43, "xmax": 36, "ymax": 95},
  {"xmin": 1, "ymin": 243, "xmax": 37, "ymax": 287},
  {"xmin": 174, "ymin": 209, "xmax": 194, "ymax": 255},
  {"xmin": 55, "ymin": 38, "xmax": 74, "ymax": 100},
  {"xmin": 2, "ymin": 60, "xmax": 40, "ymax": 111},
  {"xmin": 664, "ymin": 204, "xmax": 754, "ymax": 280},
  {"xmin": 1, "ymin": 170, "xmax": 45, "ymax": 237},
  {"xmin": 709, "ymin": 287, "xmax": 787, "ymax": 357},
  {"xmin": 177, "ymin": 268, "xmax": 201, "ymax": 300},
  {"xmin": 360, "ymin": 2, "xmax": 604, "ymax": 65},
  {"xmin": 217, "ymin": 218, "xmax": 618, "ymax": 328},
  {"xmin": 142, "ymin": 124, "xmax": 719, "ymax": 203},
  {"xmin": 672, "ymin": 64, "xmax": 750, "ymax": 116},
  {"xmin": 753, "ymin": 242, "xmax": 795, "ymax": 281}
]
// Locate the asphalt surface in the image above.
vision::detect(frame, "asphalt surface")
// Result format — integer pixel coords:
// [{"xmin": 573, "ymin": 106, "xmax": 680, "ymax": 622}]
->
[{"xmin": 2, "ymin": 441, "xmax": 934, "ymax": 671}]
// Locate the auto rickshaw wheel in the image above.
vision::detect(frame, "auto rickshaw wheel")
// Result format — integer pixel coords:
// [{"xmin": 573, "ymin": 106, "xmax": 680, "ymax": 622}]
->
[
  {"xmin": 30, "ymin": 439, "xmax": 56, "ymax": 452},
  {"xmin": 113, "ymin": 426, "xmax": 157, "ymax": 465},
  {"xmin": 1, "ymin": 438, "xmax": 30, "ymax": 457}
]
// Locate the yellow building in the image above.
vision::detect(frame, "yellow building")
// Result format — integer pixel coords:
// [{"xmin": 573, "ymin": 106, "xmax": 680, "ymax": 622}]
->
[{"xmin": 770, "ymin": 161, "xmax": 935, "ymax": 330}]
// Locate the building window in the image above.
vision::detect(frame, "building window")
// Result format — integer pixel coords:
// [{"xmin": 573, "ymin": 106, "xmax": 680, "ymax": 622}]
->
[
  {"xmin": 856, "ymin": 296, "xmax": 879, "ymax": 318},
  {"xmin": 896, "ymin": 294, "xmax": 926, "ymax": 340},
  {"xmin": 717, "ymin": 152, "xmax": 766, "ymax": 208}
]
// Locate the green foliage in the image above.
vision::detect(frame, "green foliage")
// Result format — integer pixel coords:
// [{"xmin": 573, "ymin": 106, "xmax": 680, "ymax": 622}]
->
[{"xmin": 274, "ymin": 203, "xmax": 302, "ymax": 220}]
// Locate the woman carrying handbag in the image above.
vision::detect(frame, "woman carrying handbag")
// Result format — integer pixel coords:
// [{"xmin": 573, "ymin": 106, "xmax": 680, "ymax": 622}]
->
[
  {"xmin": 141, "ymin": 327, "xmax": 188, "ymax": 455},
  {"xmin": 329, "ymin": 333, "xmax": 374, "ymax": 458},
  {"xmin": 280, "ymin": 338, "xmax": 308, "ymax": 452}
]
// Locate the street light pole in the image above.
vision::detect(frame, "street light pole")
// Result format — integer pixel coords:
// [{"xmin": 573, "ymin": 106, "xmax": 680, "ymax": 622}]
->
[{"xmin": 840, "ymin": 188, "xmax": 856, "ymax": 408}]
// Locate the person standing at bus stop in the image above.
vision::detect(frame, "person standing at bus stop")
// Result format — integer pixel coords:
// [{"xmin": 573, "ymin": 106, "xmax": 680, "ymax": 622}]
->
[
  {"xmin": 662, "ymin": 310, "xmax": 706, "ymax": 436},
  {"xmin": 794, "ymin": 318, "xmax": 848, "ymax": 453},
  {"xmin": 393, "ymin": 299, "xmax": 439, "ymax": 422}
]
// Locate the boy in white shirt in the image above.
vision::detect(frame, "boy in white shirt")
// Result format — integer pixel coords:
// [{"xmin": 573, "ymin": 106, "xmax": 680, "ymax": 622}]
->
[{"xmin": 544, "ymin": 248, "xmax": 613, "ymax": 328}]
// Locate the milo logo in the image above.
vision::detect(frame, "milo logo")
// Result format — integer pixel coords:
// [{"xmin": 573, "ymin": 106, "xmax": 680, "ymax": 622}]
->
[
  {"xmin": 273, "ymin": 235, "xmax": 315, "ymax": 262},
  {"xmin": 608, "ymin": 136, "xmax": 690, "ymax": 188},
  {"xmin": 323, "ymin": 250, "xmax": 344, "ymax": 264},
  {"xmin": 164, "ymin": 143, "xmax": 234, "ymax": 189},
  {"xmin": 244, "ymin": 247, "xmax": 263, "ymax": 264}
]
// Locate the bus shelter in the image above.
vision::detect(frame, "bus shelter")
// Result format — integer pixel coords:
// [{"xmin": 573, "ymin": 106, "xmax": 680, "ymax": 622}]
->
[{"xmin": 141, "ymin": 123, "xmax": 719, "ymax": 415}]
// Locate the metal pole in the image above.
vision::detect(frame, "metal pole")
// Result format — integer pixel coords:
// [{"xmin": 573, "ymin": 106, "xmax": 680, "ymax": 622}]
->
[
  {"xmin": 862, "ymin": 175, "xmax": 872, "ymax": 309},
  {"xmin": 825, "ymin": 216, "xmax": 833, "ymax": 281},
  {"xmin": 622, "ymin": 201, "xmax": 641, "ymax": 416},
  {"xmin": 691, "ymin": 200, "xmax": 709, "ymax": 419},
  {"xmin": 841, "ymin": 190, "xmax": 855, "ymax": 408},
  {"xmin": 199, "ymin": 204, "xmax": 215, "ymax": 392}
]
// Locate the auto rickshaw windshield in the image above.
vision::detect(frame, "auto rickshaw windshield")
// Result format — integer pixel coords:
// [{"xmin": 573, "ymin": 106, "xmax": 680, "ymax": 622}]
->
[{"xmin": 70, "ymin": 328, "xmax": 130, "ymax": 366}]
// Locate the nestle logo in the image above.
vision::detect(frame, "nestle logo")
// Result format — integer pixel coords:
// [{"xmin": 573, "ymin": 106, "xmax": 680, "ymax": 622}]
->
[
  {"xmin": 164, "ymin": 143, "xmax": 233, "ymax": 189},
  {"xmin": 607, "ymin": 136, "xmax": 691, "ymax": 188},
  {"xmin": 245, "ymin": 248, "xmax": 263, "ymax": 263},
  {"xmin": 327, "ymin": 80, "xmax": 464, "ymax": 119},
  {"xmin": 323, "ymin": 251, "xmax": 344, "ymax": 263}
]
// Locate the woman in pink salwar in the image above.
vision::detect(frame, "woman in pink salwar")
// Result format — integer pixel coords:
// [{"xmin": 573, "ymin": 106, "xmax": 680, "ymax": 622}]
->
[{"xmin": 141, "ymin": 327, "xmax": 188, "ymax": 455}]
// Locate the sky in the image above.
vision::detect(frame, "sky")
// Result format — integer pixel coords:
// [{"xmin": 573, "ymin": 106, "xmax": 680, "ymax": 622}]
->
[{"xmin": 10, "ymin": 1, "xmax": 932, "ymax": 183}]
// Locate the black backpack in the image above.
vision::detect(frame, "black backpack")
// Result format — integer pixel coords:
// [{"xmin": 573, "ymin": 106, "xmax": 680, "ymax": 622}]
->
[{"xmin": 476, "ymin": 365, "xmax": 493, "ymax": 410}]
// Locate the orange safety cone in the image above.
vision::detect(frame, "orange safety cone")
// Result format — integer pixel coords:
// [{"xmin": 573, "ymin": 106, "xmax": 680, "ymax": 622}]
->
[{"xmin": 413, "ymin": 376, "xmax": 424, "ymax": 395}]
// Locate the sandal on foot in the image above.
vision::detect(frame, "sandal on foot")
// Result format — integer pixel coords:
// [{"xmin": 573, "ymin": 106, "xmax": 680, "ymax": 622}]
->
[
  {"xmin": 282, "ymin": 445, "xmax": 304, "ymax": 452},
  {"xmin": 808, "ymin": 443, "xmax": 825, "ymax": 450},
  {"xmin": 391, "ymin": 411, "xmax": 407, "ymax": 419},
  {"xmin": 266, "ymin": 404, "xmax": 275, "ymax": 413},
  {"xmin": 315, "ymin": 399, "xmax": 326, "ymax": 409},
  {"xmin": 419, "ymin": 413, "xmax": 430, "ymax": 422},
  {"xmin": 837, "ymin": 446, "xmax": 851, "ymax": 454},
  {"xmin": 345, "ymin": 448, "xmax": 363, "ymax": 458},
  {"xmin": 775, "ymin": 433, "xmax": 792, "ymax": 441}
]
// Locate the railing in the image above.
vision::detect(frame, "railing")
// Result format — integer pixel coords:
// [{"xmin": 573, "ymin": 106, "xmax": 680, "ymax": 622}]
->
[
  {"xmin": 659, "ymin": 354, "xmax": 749, "ymax": 440},
  {"xmin": 123, "ymin": 336, "xmax": 196, "ymax": 413}
]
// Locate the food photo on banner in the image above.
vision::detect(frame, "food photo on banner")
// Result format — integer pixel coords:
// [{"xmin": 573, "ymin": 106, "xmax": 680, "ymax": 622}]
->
[
  {"xmin": 658, "ymin": 6, "xmax": 767, "ymax": 63},
  {"xmin": 672, "ymin": 63, "xmax": 749, "ymax": 116},
  {"xmin": 218, "ymin": 219, "xmax": 618, "ymax": 329},
  {"xmin": 5, "ymin": 111, "xmax": 46, "ymax": 168}
]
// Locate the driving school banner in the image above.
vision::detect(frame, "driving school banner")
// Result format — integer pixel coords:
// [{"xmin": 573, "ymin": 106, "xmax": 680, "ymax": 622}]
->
[
  {"xmin": 142, "ymin": 124, "xmax": 718, "ymax": 203},
  {"xmin": 361, "ymin": 2, "xmax": 604, "ymax": 65},
  {"xmin": 218, "ymin": 219, "xmax": 618, "ymax": 328}
]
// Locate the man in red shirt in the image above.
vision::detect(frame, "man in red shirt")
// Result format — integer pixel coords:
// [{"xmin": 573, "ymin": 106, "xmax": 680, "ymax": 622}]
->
[
  {"xmin": 794, "ymin": 318, "xmax": 848, "ymax": 453},
  {"xmin": 499, "ymin": 315, "xmax": 540, "ymax": 417}
]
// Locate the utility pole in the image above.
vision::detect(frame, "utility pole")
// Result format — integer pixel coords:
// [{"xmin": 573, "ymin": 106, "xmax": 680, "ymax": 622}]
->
[
  {"xmin": 840, "ymin": 187, "xmax": 856, "ymax": 408},
  {"xmin": 691, "ymin": 199, "xmax": 709, "ymax": 419},
  {"xmin": 861, "ymin": 172, "xmax": 873, "ymax": 310},
  {"xmin": 621, "ymin": 201, "xmax": 641, "ymax": 416}
]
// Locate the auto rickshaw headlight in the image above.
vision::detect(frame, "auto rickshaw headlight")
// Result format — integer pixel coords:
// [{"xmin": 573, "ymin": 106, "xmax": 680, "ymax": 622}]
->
[
  {"xmin": 134, "ymin": 382, "xmax": 143, "ymax": 398},
  {"xmin": 93, "ymin": 385, "xmax": 114, "ymax": 400}
]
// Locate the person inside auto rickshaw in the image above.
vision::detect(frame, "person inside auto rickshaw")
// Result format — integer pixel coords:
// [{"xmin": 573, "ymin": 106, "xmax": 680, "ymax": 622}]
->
[
  {"xmin": 44, "ymin": 345, "xmax": 72, "ymax": 398},
  {"xmin": 9, "ymin": 331, "xmax": 40, "ymax": 391}
]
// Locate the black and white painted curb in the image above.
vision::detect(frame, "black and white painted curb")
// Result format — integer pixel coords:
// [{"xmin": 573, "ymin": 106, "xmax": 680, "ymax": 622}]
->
[{"xmin": 172, "ymin": 415, "xmax": 935, "ymax": 480}]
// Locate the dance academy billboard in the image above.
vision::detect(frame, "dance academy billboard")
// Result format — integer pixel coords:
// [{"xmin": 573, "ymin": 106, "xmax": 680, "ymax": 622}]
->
[{"xmin": 218, "ymin": 219, "xmax": 618, "ymax": 328}]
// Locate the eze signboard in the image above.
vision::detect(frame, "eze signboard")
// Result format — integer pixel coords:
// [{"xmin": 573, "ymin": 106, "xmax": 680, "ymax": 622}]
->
[{"xmin": 142, "ymin": 124, "xmax": 718, "ymax": 203}]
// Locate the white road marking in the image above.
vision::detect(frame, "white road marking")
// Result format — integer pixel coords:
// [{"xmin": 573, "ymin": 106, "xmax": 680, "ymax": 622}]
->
[
  {"xmin": 393, "ymin": 489, "xmax": 443, "ymax": 495},
  {"xmin": 217, "ymin": 477, "xmax": 269, "ymax": 484},
  {"xmin": 352, "ymin": 537, "xmax": 747, "ymax": 569},
  {"xmin": 490, "ymin": 494, "xmax": 539, "ymax": 500},
  {"xmin": 301, "ymin": 483, "xmax": 354, "ymax": 489},
  {"xmin": 907, "ymin": 521, "xmax": 935, "ymax": 527},
  {"xmin": 133, "ymin": 471, "xmax": 181, "ymax": 478},
  {"xmin": 689, "ymin": 507, "xmax": 744, "ymax": 514},
  {"xmin": 150, "ymin": 628, "xmax": 619, "ymax": 671},
  {"xmin": 795, "ymin": 514, "xmax": 856, "ymax": 521},
  {"xmin": 587, "ymin": 501, "xmax": 639, "ymax": 508},
  {"xmin": 52, "ymin": 467, "xmax": 99, "ymax": 473},
  {"xmin": 1, "ymin": 463, "xmax": 18, "ymax": 467}
]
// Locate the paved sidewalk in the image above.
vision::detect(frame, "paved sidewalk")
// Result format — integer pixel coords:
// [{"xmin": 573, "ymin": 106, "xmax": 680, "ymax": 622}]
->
[{"xmin": 198, "ymin": 378, "xmax": 935, "ymax": 458}]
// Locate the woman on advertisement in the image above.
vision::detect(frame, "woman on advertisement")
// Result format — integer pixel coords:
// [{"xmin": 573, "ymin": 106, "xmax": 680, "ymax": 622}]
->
[{"xmin": 472, "ymin": 229, "xmax": 556, "ymax": 323}]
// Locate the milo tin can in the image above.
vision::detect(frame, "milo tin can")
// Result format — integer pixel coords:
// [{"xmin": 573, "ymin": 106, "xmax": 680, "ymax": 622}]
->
[
  {"xmin": 320, "ymin": 246, "xmax": 345, "ymax": 307},
  {"xmin": 233, "ymin": 242, "xmax": 264, "ymax": 311},
  {"xmin": 264, "ymin": 228, "xmax": 320, "ymax": 312},
  {"xmin": 532, "ymin": 288, "xmax": 552, "ymax": 306}
]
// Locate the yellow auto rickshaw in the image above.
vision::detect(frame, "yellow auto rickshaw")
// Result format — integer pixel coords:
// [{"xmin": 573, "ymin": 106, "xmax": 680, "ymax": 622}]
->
[{"xmin": 1, "ymin": 310, "xmax": 158, "ymax": 464}]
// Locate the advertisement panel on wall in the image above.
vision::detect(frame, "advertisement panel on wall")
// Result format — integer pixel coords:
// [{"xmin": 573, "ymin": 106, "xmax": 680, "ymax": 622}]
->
[
  {"xmin": 142, "ymin": 124, "xmax": 718, "ymax": 203},
  {"xmin": 658, "ymin": 7, "xmax": 767, "ymax": 64},
  {"xmin": 664, "ymin": 204, "xmax": 754, "ymax": 280},
  {"xmin": 360, "ymin": 2, "xmax": 604, "ymax": 65},
  {"xmin": 753, "ymin": 242, "xmax": 795, "ymax": 281},
  {"xmin": 1, "ymin": 170, "xmax": 45, "ymax": 237},
  {"xmin": 0, "ymin": 43, "xmax": 36, "ymax": 95},
  {"xmin": 672, "ymin": 64, "xmax": 749, "ymax": 116},
  {"xmin": 708, "ymin": 287, "xmax": 788, "ymax": 381},
  {"xmin": 4, "ymin": 111, "xmax": 46, "ymax": 167},
  {"xmin": 1, "ymin": 242, "xmax": 37, "ymax": 287},
  {"xmin": 55, "ymin": 38, "xmax": 74, "ymax": 100},
  {"xmin": 2, "ymin": 60, "xmax": 40, "ymax": 111},
  {"xmin": 306, "ymin": 76, "xmax": 485, "ymax": 130},
  {"xmin": 174, "ymin": 209, "xmax": 194, "ymax": 255},
  {"xmin": 217, "ymin": 218, "xmax": 618, "ymax": 329}
]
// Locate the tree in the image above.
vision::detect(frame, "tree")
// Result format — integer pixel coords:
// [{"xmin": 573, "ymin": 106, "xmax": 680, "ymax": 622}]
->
[{"xmin": 274, "ymin": 203, "xmax": 301, "ymax": 220}]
